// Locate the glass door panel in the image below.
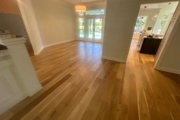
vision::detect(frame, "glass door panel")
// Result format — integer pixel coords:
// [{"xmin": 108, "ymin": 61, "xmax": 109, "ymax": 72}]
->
[
  {"xmin": 94, "ymin": 19, "xmax": 102, "ymax": 39},
  {"xmin": 87, "ymin": 19, "xmax": 94, "ymax": 39},
  {"xmin": 78, "ymin": 17, "xmax": 103, "ymax": 41},
  {"xmin": 79, "ymin": 18, "xmax": 84, "ymax": 38}
]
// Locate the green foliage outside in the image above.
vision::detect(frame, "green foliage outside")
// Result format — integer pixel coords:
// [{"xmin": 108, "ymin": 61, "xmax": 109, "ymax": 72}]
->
[
  {"xmin": 135, "ymin": 16, "xmax": 148, "ymax": 32},
  {"xmin": 95, "ymin": 21, "xmax": 102, "ymax": 26},
  {"xmin": 157, "ymin": 15, "xmax": 168, "ymax": 34}
]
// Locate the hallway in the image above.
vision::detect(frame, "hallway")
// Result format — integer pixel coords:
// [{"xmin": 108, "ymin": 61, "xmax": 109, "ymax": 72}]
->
[{"xmin": 1, "ymin": 40, "xmax": 180, "ymax": 120}]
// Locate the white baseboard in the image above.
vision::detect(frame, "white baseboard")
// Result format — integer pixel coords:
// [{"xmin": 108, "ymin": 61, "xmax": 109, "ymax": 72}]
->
[
  {"xmin": 44, "ymin": 39, "xmax": 76, "ymax": 48},
  {"xmin": 33, "ymin": 39, "xmax": 101, "ymax": 55},
  {"xmin": 34, "ymin": 46, "xmax": 44, "ymax": 55},
  {"xmin": 77, "ymin": 39, "xmax": 103, "ymax": 43},
  {"xmin": 102, "ymin": 56, "xmax": 126, "ymax": 63},
  {"xmin": 26, "ymin": 84, "xmax": 42, "ymax": 97},
  {"xmin": 156, "ymin": 67, "xmax": 180, "ymax": 75},
  {"xmin": 33, "ymin": 39, "xmax": 76, "ymax": 55}
]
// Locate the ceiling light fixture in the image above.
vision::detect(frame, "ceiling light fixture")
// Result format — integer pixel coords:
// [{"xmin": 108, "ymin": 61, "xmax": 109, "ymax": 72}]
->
[
  {"xmin": 152, "ymin": 3, "xmax": 161, "ymax": 21},
  {"xmin": 75, "ymin": 0, "xmax": 86, "ymax": 13}
]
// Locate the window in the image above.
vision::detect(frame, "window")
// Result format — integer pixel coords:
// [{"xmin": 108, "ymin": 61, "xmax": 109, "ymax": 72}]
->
[
  {"xmin": 157, "ymin": 15, "xmax": 168, "ymax": 34},
  {"xmin": 77, "ymin": 9, "xmax": 105, "ymax": 40},
  {"xmin": 86, "ymin": 9, "xmax": 105, "ymax": 15},
  {"xmin": 134, "ymin": 16, "xmax": 148, "ymax": 33},
  {"xmin": 78, "ymin": 18, "xmax": 84, "ymax": 38}
]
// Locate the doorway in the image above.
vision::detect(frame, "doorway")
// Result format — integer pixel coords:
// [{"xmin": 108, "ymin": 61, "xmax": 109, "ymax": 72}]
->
[
  {"xmin": 78, "ymin": 17, "xmax": 104, "ymax": 42},
  {"xmin": 87, "ymin": 18, "xmax": 103, "ymax": 40},
  {"xmin": 133, "ymin": 2, "xmax": 179, "ymax": 49},
  {"xmin": 129, "ymin": 1, "xmax": 179, "ymax": 74}
]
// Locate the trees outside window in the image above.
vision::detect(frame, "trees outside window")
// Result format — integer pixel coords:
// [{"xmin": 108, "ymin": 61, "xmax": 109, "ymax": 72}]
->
[{"xmin": 134, "ymin": 16, "xmax": 148, "ymax": 33}]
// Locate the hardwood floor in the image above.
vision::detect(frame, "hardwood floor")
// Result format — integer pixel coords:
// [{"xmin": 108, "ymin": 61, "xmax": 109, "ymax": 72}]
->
[{"xmin": 1, "ymin": 40, "xmax": 180, "ymax": 120}]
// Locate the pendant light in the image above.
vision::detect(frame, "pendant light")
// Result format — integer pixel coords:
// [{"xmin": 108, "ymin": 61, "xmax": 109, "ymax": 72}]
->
[
  {"xmin": 152, "ymin": 3, "xmax": 161, "ymax": 21},
  {"xmin": 75, "ymin": 0, "xmax": 86, "ymax": 13}
]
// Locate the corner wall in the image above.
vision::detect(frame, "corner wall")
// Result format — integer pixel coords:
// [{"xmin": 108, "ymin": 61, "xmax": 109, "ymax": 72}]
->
[
  {"xmin": 17, "ymin": 0, "xmax": 44, "ymax": 55},
  {"xmin": 158, "ymin": 22, "xmax": 180, "ymax": 74},
  {"xmin": 155, "ymin": 4, "xmax": 180, "ymax": 74},
  {"xmin": 102, "ymin": 0, "xmax": 180, "ymax": 64},
  {"xmin": 31, "ymin": 0, "xmax": 77, "ymax": 47}
]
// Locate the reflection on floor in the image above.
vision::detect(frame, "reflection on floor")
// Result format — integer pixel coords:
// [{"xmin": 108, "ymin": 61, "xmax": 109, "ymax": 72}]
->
[{"xmin": 1, "ymin": 40, "xmax": 180, "ymax": 120}]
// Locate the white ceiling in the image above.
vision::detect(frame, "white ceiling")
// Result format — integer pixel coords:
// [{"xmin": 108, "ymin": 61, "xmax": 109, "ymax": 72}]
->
[
  {"xmin": 140, "ymin": 2, "xmax": 178, "ymax": 9},
  {"xmin": 141, "ymin": 4, "xmax": 161, "ymax": 9},
  {"xmin": 65, "ymin": 0, "xmax": 106, "ymax": 4},
  {"xmin": 64, "ymin": 0, "xmax": 178, "ymax": 10}
]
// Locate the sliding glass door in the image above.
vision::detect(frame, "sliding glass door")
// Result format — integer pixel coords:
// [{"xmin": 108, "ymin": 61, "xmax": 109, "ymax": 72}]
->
[
  {"xmin": 86, "ymin": 18, "xmax": 103, "ymax": 41},
  {"xmin": 78, "ymin": 18, "xmax": 85, "ymax": 38},
  {"xmin": 87, "ymin": 19, "xmax": 94, "ymax": 39},
  {"xmin": 94, "ymin": 19, "xmax": 103, "ymax": 39},
  {"xmin": 78, "ymin": 17, "xmax": 104, "ymax": 42}
]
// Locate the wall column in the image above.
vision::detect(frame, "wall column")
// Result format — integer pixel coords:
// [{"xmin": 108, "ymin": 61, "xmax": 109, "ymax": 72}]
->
[{"xmin": 102, "ymin": 0, "xmax": 140, "ymax": 62}]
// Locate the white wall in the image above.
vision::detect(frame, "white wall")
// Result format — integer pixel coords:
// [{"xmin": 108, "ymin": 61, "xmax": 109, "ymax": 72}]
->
[
  {"xmin": 155, "ymin": 4, "xmax": 180, "ymax": 74},
  {"xmin": 102, "ymin": 0, "xmax": 141, "ymax": 62},
  {"xmin": 83, "ymin": 1, "xmax": 107, "ymax": 10},
  {"xmin": 0, "ymin": 14, "xmax": 27, "ymax": 37},
  {"xmin": 31, "ymin": 0, "xmax": 77, "ymax": 47},
  {"xmin": 17, "ymin": 0, "xmax": 44, "ymax": 55},
  {"xmin": 159, "ymin": 23, "xmax": 180, "ymax": 74}
]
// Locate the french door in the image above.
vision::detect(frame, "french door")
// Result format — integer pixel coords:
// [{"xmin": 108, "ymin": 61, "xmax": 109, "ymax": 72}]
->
[{"xmin": 78, "ymin": 17, "xmax": 104, "ymax": 42}]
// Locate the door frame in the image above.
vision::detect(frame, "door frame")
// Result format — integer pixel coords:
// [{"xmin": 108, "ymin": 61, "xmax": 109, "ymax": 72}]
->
[
  {"xmin": 78, "ymin": 15, "xmax": 105, "ymax": 43},
  {"xmin": 154, "ymin": 2, "xmax": 180, "ymax": 73}
]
